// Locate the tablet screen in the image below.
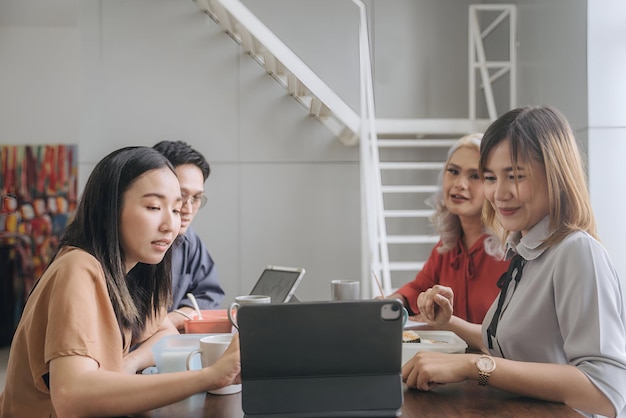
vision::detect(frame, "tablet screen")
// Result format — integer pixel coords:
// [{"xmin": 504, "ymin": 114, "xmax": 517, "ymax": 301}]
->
[{"xmin": 249, "ymin": 267, "xmax": 304, "ymax": 303}]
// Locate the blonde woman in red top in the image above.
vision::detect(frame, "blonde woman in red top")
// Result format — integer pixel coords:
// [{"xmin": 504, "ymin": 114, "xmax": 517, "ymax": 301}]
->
[{"xmin": 385, "ymin": 134, "xmax": 509, "ymax": 331}]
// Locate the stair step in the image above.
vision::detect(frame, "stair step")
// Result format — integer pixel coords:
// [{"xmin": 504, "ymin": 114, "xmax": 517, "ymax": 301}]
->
[
  {"xmin": 377, "ymin": 139, "xmax": 458, "ymax": 148},
  {"xmin": 386, "ymin": 235, "xmax": 440, "ymax": 244},
  {"xmin": 389, "ymin": 262, "xmax": 426, "ymax": 272},
  {"xmin": 379, "ymin": 162, "xmax": 443, "ymax": 170},
  {"xmin": 383, "ymin": 210, "xmax": 433, "ymax": 218},
  {"xmin": 376, "ymin": 118, "xmax": 491, "ymax": 136},
  {"xmin": 381, "ymin": 185, "xmax": 438, "ymax": 194}
]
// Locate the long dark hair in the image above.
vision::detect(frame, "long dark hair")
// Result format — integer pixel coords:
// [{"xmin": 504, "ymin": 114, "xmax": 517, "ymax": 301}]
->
[{"xmin": 49, "ymin": 146, "xmax": 176, "ymax": 341}]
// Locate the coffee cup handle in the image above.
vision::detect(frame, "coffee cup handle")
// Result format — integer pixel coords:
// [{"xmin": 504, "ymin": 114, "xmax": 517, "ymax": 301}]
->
[
  {"xmin": 186, "ymin": 349, "xmax": 202, "ymax": 371},
  {"xmin": 227, "ymin": 302, "xmax": 240, "ymax": 330}
]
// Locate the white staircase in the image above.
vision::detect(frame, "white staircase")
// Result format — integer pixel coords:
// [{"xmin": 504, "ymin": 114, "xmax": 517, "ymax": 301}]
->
[
  {"xmin": 194, "ymin": 0, "xmax": 360, "ymax": 146},
  {"xmin": 192, "ymin": 0, "xmax": 515, "ymax": 297},
  {"xmin": 372, "ymin": 122, "xmax": 490, "ymax": 294}
]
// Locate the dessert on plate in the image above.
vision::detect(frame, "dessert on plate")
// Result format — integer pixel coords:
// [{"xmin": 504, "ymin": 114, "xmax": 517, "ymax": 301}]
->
[{"xmin": 402, "ymin": 330, "xmax": 421, "ymax": 343}]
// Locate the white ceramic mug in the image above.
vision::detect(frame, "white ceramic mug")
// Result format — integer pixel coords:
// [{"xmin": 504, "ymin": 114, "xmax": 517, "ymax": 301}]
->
[
  {"xmin": 227, "ymin": 295, "xmax": 271, "ymax": 330},
  {"xmin": 331, "ymin": 280, "xmax": 360, "ymax": 301},
  {"xmin": 186, "ymin": 333, "xmax": 241, "ymax": 395}
]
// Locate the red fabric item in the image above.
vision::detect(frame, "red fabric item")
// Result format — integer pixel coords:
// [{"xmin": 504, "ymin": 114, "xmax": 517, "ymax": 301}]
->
[{"xmin": 396, "ymin": 234, "xmax": 510, "ymax": 324}]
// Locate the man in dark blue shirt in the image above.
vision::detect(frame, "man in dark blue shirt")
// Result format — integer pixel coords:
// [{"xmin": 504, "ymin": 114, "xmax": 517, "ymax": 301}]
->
[{"xmin": 154, "ymin": 141, "xmax": 225, "ymax": 330}]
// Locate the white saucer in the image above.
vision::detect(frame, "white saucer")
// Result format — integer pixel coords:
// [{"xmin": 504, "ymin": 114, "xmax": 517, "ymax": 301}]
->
[{"xmin": 208, "ymin": 383, "xmax": 242, "ymax": 395}]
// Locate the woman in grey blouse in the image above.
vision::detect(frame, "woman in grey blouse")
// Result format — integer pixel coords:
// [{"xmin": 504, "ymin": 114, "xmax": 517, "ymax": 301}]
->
[{"xmin": 402, "ymin": 106, "xmax": 626, "ymax": 418}]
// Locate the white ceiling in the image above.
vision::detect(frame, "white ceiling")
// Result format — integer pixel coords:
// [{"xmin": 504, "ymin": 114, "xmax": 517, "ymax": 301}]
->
[{"xmin": 0, "ymin": 0, "xmax": 79, "ymax": 26}]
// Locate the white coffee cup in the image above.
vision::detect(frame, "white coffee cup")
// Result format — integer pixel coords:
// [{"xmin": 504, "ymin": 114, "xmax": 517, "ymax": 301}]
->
[
  {"xmin": 186, "ymin": 333, "xmax": 241, "ymax": 395},
  {"xmin": 227, "ymin": 295, "xmax": 271, "ymax": 330},
  {"xmin": 331, "ymin": 280, "xmax": 360, "ymax": 301}
]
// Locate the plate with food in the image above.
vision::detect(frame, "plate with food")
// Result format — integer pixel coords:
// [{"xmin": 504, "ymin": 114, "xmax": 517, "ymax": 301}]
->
[{"xmin": 401, "ymin": 330, "xmax": 467, "ymax": 365}]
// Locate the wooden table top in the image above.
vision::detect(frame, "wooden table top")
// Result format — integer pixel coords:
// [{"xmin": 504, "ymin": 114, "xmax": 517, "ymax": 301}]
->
[{"xmin": 134, "ymin": 380, "xmax": 580, "ymax": 417}]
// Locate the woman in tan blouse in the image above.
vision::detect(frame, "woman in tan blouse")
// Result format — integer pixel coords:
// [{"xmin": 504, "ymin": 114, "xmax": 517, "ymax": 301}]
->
[{"xmin": 0, "ymin": 146, "xmax": 240, "ymax": 418}]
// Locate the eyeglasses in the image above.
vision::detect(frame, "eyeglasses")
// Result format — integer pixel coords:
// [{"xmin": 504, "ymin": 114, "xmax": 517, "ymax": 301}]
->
[{"xmin": 182, "ymin": 194, "xmax": 208, "ymax": 209}]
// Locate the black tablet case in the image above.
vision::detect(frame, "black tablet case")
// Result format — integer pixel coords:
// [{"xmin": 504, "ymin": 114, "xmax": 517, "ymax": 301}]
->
[{"xmin": 238, "ymin": 300, "xmax": 403, "ymax": 417}]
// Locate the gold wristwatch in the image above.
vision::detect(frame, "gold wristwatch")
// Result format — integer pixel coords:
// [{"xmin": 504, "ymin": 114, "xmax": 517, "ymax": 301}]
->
[{"xmin": 475, "ymin": 355, "xmax": 496, "ymax": 386}]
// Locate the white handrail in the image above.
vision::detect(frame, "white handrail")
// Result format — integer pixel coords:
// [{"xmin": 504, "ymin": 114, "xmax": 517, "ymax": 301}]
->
[{"xmin": 352, "ymin": 0, "xmax": 391, "ymax": 297}]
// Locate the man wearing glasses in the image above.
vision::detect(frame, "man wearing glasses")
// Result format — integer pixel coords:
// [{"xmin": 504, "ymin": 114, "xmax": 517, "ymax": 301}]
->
[{"xmin": 154, "ymin": 140, "xmax": 225, "ymax": 330}]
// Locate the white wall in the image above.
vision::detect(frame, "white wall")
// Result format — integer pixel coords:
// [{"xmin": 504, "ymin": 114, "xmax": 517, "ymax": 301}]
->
[
  {"xmin": 587, "ymin": 0, "xmax": 626, "ymax": 281},
  {"xmin": 0, "ymin": 26, "xmax": 79, "ymax": 144},
  {"xmin": 4, "ymin": 0, "xmax": 622, "ymax": 302},
  {"xmin": 76, "ymin": 0, "xmax": 479, "ymax": 304},
  {"xmin": 506, "ymin": 0, "xmax": 588, "ymax": 131},
  {"xmin": 372, "ymin": 0, "xmax": 476, "ymax": 118},
  {"xmin": 78, "ymin": 0, "xmax": 365, "ymax": 303}
]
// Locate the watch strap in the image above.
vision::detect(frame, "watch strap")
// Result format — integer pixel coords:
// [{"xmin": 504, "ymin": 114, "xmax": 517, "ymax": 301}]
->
[
  {"xmin": 476, "ymin": 355, "xmax": 496, "ymax": 386},
  {"xmin": 478, "ymin": 370, "xmax": 490, "ymax": 386}
]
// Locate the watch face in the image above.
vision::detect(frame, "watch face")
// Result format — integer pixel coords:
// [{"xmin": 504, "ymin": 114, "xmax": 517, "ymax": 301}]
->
[{"xmin": 478, "ymin": 356, "xmax": 495, "ymax": 372}]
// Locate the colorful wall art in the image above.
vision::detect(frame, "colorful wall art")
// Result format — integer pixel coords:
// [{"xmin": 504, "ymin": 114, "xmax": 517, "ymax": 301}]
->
[{"xmin": 1, "ymin": 144, "xmax": 78, "ymax": 300}]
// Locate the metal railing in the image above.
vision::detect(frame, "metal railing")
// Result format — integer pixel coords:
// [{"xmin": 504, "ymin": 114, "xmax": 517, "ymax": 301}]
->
[
  {"xmin": 192, "ymin": 1, "xmax": 516, "ymax": 298},
  {"xmin": 351, "ymin": 0, "xmax": 390, "ymax": 298},
  {"xmin": 469, "ymin": 4, "xmax": 517, "ymax": 121}
]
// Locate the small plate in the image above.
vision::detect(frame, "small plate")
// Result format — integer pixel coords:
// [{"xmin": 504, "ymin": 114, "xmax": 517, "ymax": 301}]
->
[{"xmin": 401, "ymin": 330, "xmax": 467, "ymax": 365}]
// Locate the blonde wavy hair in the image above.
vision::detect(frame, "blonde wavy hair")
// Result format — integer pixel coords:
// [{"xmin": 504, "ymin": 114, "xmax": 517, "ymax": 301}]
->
[
  {"xmin": 428, "ymin": 133, "xmax": 502, "ymax": 257},
  {"xmin": 479, "ymin": 106, "xmax": 597, "ymax": 248}
]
